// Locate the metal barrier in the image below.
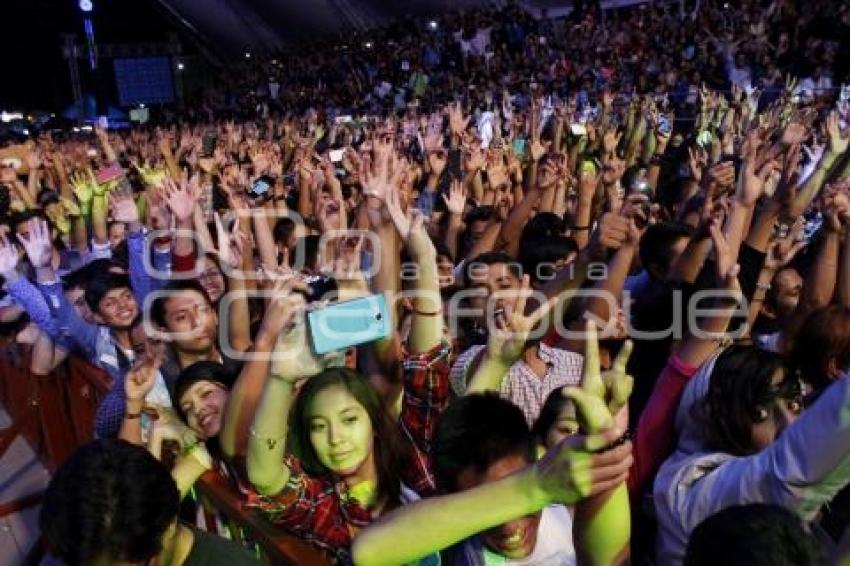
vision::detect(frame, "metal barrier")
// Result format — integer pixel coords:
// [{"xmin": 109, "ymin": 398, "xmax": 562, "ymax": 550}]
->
[{"xmin": 0, "ymin": 348, "xmax": 330, "ymax": 565}]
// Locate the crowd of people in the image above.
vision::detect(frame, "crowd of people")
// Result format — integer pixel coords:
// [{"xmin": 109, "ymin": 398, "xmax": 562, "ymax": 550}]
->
[{"xmin": 2, "ymin": 0, "xmax": 850, "ymax": 564}]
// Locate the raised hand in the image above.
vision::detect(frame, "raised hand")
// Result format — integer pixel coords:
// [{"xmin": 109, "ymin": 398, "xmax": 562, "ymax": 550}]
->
[
  {"xmin": 109, "ymin": 187, "xmax": 140, "ymax": 225},
  {"xmin": 124, "ymin": 359, "xmax": 161, "ymax": 406},
  {"xmin": 826, "ymin": 111, "xmax": 849, "ymax": 157},
  {"xmin": 448, "ymin": 101, "xmax": 470, "ymax": 137},
  {"xmin": 764, "ymin": 236, "xmax": 806, "ymax": 271},
  {"xmin": 709, "ymin": 220, "xmax": 742, "ymax": 297},
  {"xmin": 17, "ymin": 219, "xmax": 53, "ymax": 269},
  {"xmin": 442, "ymin": 179, "xmax": 466, "ymax": 216},
  {"xmin": 270, "ymin": 297, "xmax": 345, "ymax": 383},
  {"xmin": 70, "ymin": 169, "xmax": 96, "ymax": 205},
  {"xmin": 602, "ymin": 128, "xmax": 622, "ymax": 156},
  {"xmin": 488, "ymin": 275, "xmax": 555, "ymax": 364},
  {"xmin": 212, "ymin": 212, "xmax": 246, "ymax": 270},
  {"xmin": 0, "ymin": 235, "xmax": 20, "ymax": 277},
  {"xmin": 563, "ymin": 321, "xmax": 634, "ymax": 434},
  {"xmin": 258, "ymin": 273, "xmax": 309, "ymax": 342},
  {"xmin": 384, "ymin": 183, "xmax": 411, "ymax": 240},
  {"xmin": 163, "ymin": 176, "xmax": 199, "ymax": 222}
]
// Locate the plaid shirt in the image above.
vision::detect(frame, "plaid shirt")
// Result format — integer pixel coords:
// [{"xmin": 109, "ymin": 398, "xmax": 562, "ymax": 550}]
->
[
  {"xmin": 450, "ymin": 343, "xmax": 583, "ymax": 424},
  {"xmin": 247, "ymin": 342, "xmax": 451, "ymax": 564}
]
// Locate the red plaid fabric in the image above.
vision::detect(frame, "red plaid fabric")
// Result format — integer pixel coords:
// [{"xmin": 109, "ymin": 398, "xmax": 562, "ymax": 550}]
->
[
  {"xmin": 245, "ymin": 455, "xmax": 371, "ymax": 564},
  {"xmin": 399, "ymin": 341, "xmax": 452, "ymax": 497}
]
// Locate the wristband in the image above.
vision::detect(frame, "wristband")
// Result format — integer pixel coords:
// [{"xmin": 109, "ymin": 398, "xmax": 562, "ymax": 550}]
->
[
  {"xmin": 125, "ymin": 410, "xmax": 142, "ymax": 420},
  {"xmin": 756, "ymin": 283, "xmax": 771, "ymax": 291},
  {"xmin": 601, "ymin": 430, "xmax": 631, "ymax": 452},
  {"xmin": 571, "ymin": 225, "xmax": 591, "ymax": 231}
]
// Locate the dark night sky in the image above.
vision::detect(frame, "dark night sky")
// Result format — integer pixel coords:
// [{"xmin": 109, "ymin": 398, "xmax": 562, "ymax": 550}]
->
[{"xmin": 0, "ymin": 0, "xmax": 187, "ymax": 112}]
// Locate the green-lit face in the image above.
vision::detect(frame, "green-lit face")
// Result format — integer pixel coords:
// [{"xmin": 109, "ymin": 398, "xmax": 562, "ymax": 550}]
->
[{"xmin": 307, "ymin": 385, "xmax": 374, "ymax": 478}]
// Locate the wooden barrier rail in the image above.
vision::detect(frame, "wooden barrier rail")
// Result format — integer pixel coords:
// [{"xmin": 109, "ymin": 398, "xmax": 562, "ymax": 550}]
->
[{"xmin": 0, "ymin": 348, "xmax": 330, "ymax": 565}]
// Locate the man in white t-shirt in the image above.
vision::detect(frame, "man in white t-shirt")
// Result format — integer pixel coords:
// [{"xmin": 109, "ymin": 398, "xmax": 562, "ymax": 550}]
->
[{"xmin": 432, "ymin": 394, "xmax": 575, "ymax": 566}]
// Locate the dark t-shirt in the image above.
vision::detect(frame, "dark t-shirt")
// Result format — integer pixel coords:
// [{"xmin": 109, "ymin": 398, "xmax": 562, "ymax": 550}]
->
[{"xmin": 183, "ymin": 528, "xmax": 260, "ymax": 566}]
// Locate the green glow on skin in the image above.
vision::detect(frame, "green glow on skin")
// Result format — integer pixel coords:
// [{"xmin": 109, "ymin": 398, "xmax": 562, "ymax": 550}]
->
[{"xmin": 307, "ymin": 385, "xmax": 377, "ymax": 505}]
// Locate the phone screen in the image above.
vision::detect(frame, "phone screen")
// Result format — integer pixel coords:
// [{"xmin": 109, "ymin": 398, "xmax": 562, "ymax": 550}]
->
[
  {"xmin": 329, "ymin": 149, "xmax": 345, "ymax": 163},
  {"xmin": 250, "ymin": 178, "xmax": 271, "ymax": 198}
]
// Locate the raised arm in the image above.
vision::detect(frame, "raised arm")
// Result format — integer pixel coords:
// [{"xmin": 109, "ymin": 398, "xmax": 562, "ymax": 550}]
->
[
  {"xmin": 351, "ymin": 427, "xmax": 631, "ymax": 566},
  {"xmin": 245, "ymin": 290, "xmax": 340, "ymax": 495}
]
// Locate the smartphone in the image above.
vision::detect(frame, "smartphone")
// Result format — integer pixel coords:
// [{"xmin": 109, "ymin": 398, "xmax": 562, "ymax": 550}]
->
[
  {"xmin": 202, "ymin": 132, "xmax": 217, "ymax": 158},
  {"xmin": 335, "ymin": 115, "xmax": 353, "ymax": 125},
  {"xmin": 248, "ymin": 175, "xmax": 273, "ymax": 200},
  {"xmin": 658, "ymin": 115, "xmax": 672, "ymax": 136},
  {"xmin": 570, "ymin": 123, "xmax": 587, "ymax": 136},
  {"xmin": 329, "ymin": 148, "xmax": 345, "ymax": 163},
  {"xmin": 308, "ymin": 294, "xmax": 391, "ymax": 355}
]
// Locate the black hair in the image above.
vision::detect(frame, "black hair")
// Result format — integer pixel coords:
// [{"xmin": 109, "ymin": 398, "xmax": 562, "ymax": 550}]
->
[
  {"xmin": 39, "ymin": 439, "xmax": 179, "ymax": 565},
  {"xmin": 701, "ymin": 346, "xmax": 798, "ymax": 456},
  {"xmin": 149, "ymin": 279, "xmax": 213, "ymax": 328},
  {"xmin": 684, "ymin": 504, "xmax": 822, "ymax": 566},
  {"xmin": 301, "ymin": 234, "xmax": 321, "ymax": 272},
  {"xmin": 7, "ymin": 208, "xmax": 46, "ymax": 234},
  {"xmin": 520, "ymin": 212, "xmax": 568, "ymax": 241},
  {"xmin": 291, "ymin": 368, "xmax": 406, "ymax": 510},
  {"xmin": 519, "ymin": 235, "xmax": 578, "ymax": 283},
  {"xmin": 62, "ymin": 259, "xmax": 116, "ymax": 292},
  {"xmin": 463, "ymin": 205, "xmax": 496, "ymax": 225},
  {"xmin": 37, "ymin": 189, "xmax": 61, "ymax": 209},
  {"xmin": 432, "ymin": 393, "xmax": 535, "ymax": 493},
  {"xmin": 172, "ymin": 361, "xmax": 235, "ymax": 421},
  {"xmin": 532, "ymin": 388, "xmax": 577, "ymax": 445},
  {"xmin": 463, "ymin": 250, "xmax": 522, "ymax": 289},
  {"xmin": 273, "ymin": 217, "xmax": 296, "ymax": 245},
  {"xmin": 84, "ymin": 273, "xmax": 133, "ymax": 313},
  {"xmin": 638, "ymin": 222, "xmax": 692, "ymax": 280}
]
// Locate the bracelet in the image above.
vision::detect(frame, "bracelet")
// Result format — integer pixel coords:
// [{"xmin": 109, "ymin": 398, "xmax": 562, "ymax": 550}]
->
[
  {"xmin": 571, "ymin": 225, "xmax": 591, "ymax": 231},
  {"xmin": 413, "ymin": 306, "xmax": 442, "ymax": 316},
  {"xmin": 756, "ymin": 282, "xmax": 771, "ymax": 291},
  {"xmin": 601, "ymin": 430, "xmax": 631, "ymax": 452},
  {"xmin": 125, "ymin": 410, "xmax": 142, "ymax": 420},
  {"xmin": 249, "ymin": 427, "xmax": 287, "ymax": 451}
]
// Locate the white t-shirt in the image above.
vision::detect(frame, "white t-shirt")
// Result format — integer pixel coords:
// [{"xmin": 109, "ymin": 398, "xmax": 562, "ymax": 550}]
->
[{"xmin": 453, "ymin": 505, "xmax": 575, "ymax": 566}]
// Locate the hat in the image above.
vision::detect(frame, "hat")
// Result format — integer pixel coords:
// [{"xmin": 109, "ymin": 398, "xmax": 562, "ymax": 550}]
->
[{"xmin": 172, "ymin": 361, "xmax": 236, "ymax": 416}]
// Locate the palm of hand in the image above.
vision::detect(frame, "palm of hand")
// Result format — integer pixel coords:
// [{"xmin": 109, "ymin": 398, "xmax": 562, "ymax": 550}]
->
[
  {"xmin": 0, "ymin": 242, "xmax": 18, "ymax": 274},
  {"xmin": 112, "ymin": 197, "xmax": 139, "ymax": 223},
  {"xmin": 72, "ymin": 181, "xmax": 93, "ymax": 203}
]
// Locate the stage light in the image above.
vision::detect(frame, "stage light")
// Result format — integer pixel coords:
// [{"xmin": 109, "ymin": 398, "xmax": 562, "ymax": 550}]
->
[
  {"xmin": 428, "ymin": 20, "xmax": 438, "ymax": 30},
  {"xmin": 177, "ymin": 62, "xmax": 185, "ymax": 70},
  {"xmin": 364, "ymin": 41, "xmax": 373, "ymax": 49},
  {"xmin": 139, "ymin": 103, "xmax": 146, "ymax": 109},
  {"xmin": 245, "ymin": 52, "xmax": 252, "ymax": 59},
  {"xmin": 79, "ymin": 0, "xmax": 93, "ymax": 12}
]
